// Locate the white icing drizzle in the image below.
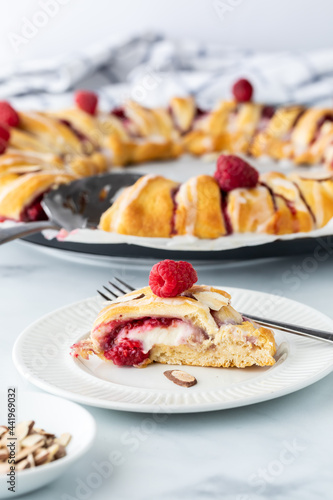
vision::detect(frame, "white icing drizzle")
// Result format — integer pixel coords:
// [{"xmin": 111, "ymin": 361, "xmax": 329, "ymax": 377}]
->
[
  {"xmin": 176, "ymin": 177, "xmax": 198, "ymax": 235},
  {"xmin": 111, "ymin": 174, "xmax": 157, "ymax": 230}
]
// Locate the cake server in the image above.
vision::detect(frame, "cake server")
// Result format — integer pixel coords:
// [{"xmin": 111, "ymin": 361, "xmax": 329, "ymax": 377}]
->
[{"xmin": 0, "ymin": 172, "xmax": 142, "ymax": 245}]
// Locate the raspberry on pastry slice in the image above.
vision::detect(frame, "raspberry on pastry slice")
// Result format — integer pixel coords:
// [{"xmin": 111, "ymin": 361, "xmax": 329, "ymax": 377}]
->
[
  {"xmin": 71, "ymin": 280, "xmax": 276, "ymax": 369},
  {"xmin": 232, "ymin": 78, "xmax": 253, "ymax": 103},
  {"xmin": 74, "ymin": 90, "xmax": 98, "ymax": 115},
  {"xmin": 149, "ymin": 260, "xmax": 198, "ymax": 298},
  {"xmin": 0, "ymin": 171, "xmax": 75, "ymax": 222},
  {"xmin": 0, "ymin": 101, "xmax": 20, "ymax": 128}
]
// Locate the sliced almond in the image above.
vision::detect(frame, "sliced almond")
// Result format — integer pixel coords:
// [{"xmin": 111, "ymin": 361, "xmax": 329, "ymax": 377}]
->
[
  {"xmin": 164, "ymin": 370, "xmax": 197, "ymax": 388},
  {"xmin": 56, "ymin": 433, "xmax": 71, "ymax": 448},
  {"xmin": 44, "ymin": 444, "xmax": 59, "ymax": 464},
  {"xmin": 21, "ymin": 434, "xmax": 44, "ymax": 448},
  {"xmin": 0, "ymin": 426, "xmax": 8, "ymax": 438},
  {"xmin": 16, "ymin": 458, "xmax": 31, "ymax": 471},
  {"xmin": 34, "ymin": 448, "xmax": 49, "ymax": 466},
  {"xmin": 15, "ymin": 442, "xmax": 42, "ymax": 463},
  {"xmin": 54, "ymin": 444, "xmax": 67, "ymax": 460},
  {"xmin": 0, "ymin": 448, "xmax": 9, "ymax": 461},
  {"xmin": 33, "ymin": 428, "xmax": 55, "ymax": 439},
  {"xmin": 191, "ymin": 290, "xmax": 230, "ymax": 310},
  {"xmin": 0, "ymin": 462, "xmax": 10, "ymax": 474},
  {"xmin": 26, "ymin": 453, "xmax": 35, "ymax": 468},
  {"xmin": 15, "ymin": 421, "xmax": 34, "ymax": 441},
  {"xmin": 45, "ymin": 437, "xmax": 55, "ymax": 447}
]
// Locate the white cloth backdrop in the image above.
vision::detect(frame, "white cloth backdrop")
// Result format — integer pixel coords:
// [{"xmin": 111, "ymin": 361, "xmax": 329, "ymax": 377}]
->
[{"xmin": 1, "ymin": 32, "xmax": 333, "ymax": 110}]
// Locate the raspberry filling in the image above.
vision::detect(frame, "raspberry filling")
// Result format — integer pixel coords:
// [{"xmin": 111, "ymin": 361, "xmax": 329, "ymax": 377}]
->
[
  {"xmin": 94, "ymin": 317, "xmax": 206, "ymax": 367},
  {"xmin": 58, "ymin": 119, "xmax": 90, "ymax": 144},
  {"xmin": 20, "ymin": 192, "xmax": 49, "ymax": 222},
  {"xmin": 311, "ymin": 114, "xmax": 333, "ymax": 145}
]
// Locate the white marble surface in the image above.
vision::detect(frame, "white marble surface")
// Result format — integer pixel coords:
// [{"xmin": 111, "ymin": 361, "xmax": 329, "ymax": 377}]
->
[{"xmin": 1, "ymin": 241, "xmax": 333, "ymax": 500}]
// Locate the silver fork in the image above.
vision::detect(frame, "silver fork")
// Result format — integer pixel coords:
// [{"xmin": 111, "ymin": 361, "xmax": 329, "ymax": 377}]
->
[{"xmin": 98, "ymin": 279, "xmax": 333, "ymax": 345}]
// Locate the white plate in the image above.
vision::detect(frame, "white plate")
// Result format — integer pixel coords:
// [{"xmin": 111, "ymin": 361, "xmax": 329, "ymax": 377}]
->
[
  {"xmin": 0, "ymin": 392, "xmax": 96, "ymax": 498},
  {"xmin": 12, "ymin": 288, "xmax": 333, "ymax": 413}
]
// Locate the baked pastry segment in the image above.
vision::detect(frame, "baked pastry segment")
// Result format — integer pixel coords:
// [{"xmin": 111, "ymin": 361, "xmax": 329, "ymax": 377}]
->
[
  {"xmin": 99, "ymin": 174, "xmax": 179, "ymax": 237},
  {"xmin": 174, "ymin": 175, "xmax": 227, "ymax": 238},
  {"xmin": 71, "ymin": 285, "xmax": 276, "ymax": 368},
  {"xmin": 0, "ymin": 171, "xmax": 74, "ymax": 221}
]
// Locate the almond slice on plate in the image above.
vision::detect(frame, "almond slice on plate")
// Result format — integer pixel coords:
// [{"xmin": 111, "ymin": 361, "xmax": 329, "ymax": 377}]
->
[{"xmin": 164, "ymin": 370, "xmax": 197, "ymax": 387}]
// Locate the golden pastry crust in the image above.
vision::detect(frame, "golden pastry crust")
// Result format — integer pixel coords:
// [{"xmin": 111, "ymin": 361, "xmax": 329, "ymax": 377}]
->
[
  {"xmin": 250, "ymin": 106, "xmax": 303, "ymax": 159},
  {"xmin": 175, "ymin": 175, "xmax": 227, "ymax": 238},
  {"xmin": 73, "ymin": 285, "xmax": 276, "ymax": 369},
  {"xmin": 182, "ymin": 130, "xmax": 228, "ymax": 156},
  {"xmin": 68, "ymin": 152, "xmax": 108, "ymax": 177},
  {"xmin": 99, "ymin": 174, "xmax": 179, "ymax": 237},
  {"xmin": 169, "ymin": 96, "xmax": 196, "ymax": 133},
  {"xmin": 261, "ymin": 171, "xmax": 314, "ymax": 232},
  {"xmin": 123, "ymin": 101, "xmax": 175, "ymax": 140},
  {"xmin": 291, "ymin": 109, "xmax": 333, "ymax": 164},
  {"xmin": 0, "ymin": 171, "xmax": 75, "ymax": 220},
  {"xmin": 49, "ymin": 108, "xmax": 130, "ymax": 145},
  {"xmin": 9, "ymin": 128, "xmax": 55, "ymax": 154},
  {"xmin": 107, "ymin": 135, "xmax": 182, "ymax": 166},
  {"xmin": 18, "ymin": 112, "xmax": 92, "ymax": 155},
  {"xmin": 226, "ymin": 185, "xmax": 276, "ymax": 233},
  {"xmin": 0, "ymin": 150, "xmax": 64, "ymax": 174},
  {"xmin": 290, "ymin": 173, "xmax": 333, "ymax": 228}
]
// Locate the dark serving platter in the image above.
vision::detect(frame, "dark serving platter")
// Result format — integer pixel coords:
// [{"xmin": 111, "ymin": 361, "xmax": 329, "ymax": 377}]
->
[
  {"xmin": 22, "ymin": 232, "xmax": 332, "ymax": 261},
  {"xmin": 9, "ymin": 170, "xmax": 331, "ymax": 262}
]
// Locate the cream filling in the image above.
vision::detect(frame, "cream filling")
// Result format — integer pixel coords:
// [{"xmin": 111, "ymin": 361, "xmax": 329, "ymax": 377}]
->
[{"xmin": 118, "ymin": 322, "xmax": 197, "ymax": 354}]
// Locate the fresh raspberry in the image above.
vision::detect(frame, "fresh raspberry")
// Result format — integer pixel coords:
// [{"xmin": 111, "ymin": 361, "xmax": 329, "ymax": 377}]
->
[
  {"xmin": 105, "ymin": 339, "xmax": 149, "ymax": 366},
  {"xmin": 0, "ymin": 124, "xmax": 10, "ymax": 142},
  {"xmin": 149, "ymin": 260, "xmax": 198, "ymax": 298},
  {"xmin": 74, "ymin": 90, "xmax": 98, "ymax": 115},
  {"xmin": 0, "ymin": 138, "xmax": 7, "ymax": 155},
  {"xmin": 232, "ymin": 78, "xmax": 253, "ymax": 103},
  {"xmin": 0, "ymin": 101, "xmax": 19, "ymax": 127},
  {"xmin": 214, "ymin": 155, "xmax": 259, "ymax": 192}
]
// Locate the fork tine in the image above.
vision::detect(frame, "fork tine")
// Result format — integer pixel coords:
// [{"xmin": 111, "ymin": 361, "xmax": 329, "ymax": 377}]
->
[
  {"xmin": 97, "ymin": 290, "xmax": 111, "ymax": 301},
  {"xmin": 114, "ymin": 277, "xmax": 136, "ymax": 292},
  {"xmin": 109, "ymin": 281, "xmax": 127, "ymax": 295},
  {"xmin": 103, "ymin": 285, "xmax": 119, "ymax": 298}
]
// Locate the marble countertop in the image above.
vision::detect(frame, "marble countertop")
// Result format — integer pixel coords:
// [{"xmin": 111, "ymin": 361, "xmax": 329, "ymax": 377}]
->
[{"xmin": 1, "ymin": 241, "xmax": 333, "ymax": 500}]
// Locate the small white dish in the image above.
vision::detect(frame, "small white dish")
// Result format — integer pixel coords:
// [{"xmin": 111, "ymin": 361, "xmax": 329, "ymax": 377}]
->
[
  {"xmin": 12, "ymin": 287, "xmax": 333, "ymax": 413},
  {"xmin": 0, "ymin": 392, "xmax": 96, "ymax": 499}
]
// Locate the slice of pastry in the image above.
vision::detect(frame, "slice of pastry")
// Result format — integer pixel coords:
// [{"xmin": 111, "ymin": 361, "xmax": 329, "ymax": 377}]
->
[
  {"xmin": 291, "ymin": 109, "xmax": 333, "ymax": 164},
  {"xmin": 169, "ymin": 96, "xmax": 196, "ymax": 133},
  {"xmin": 0, "ymin": 171, "xmax": 74, "ymax": 222},
  {"xmin": 250, "ymin": 105, "xmax": 304, "ymax": 159},
  {"xmin": 290, "ymin": 172, "xmax": 333, "ymax": 228},
  {"xmin": 99, "ymin": 174, "xmax": 179, "ymax": 237},
  {"xmin": 71, "ymin": 261, "xmax": 276, "ymax": 368},
  {"xmin": 174, "ymin": 175, "xmax": 227, "ymax": 238},
  {"xmin": 106, "ymin": 135, "xmax": 182, "ymax": 166},
  {"xmin": 260, "ymin": 171, "xmax": 315, "ymax": 233}
]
